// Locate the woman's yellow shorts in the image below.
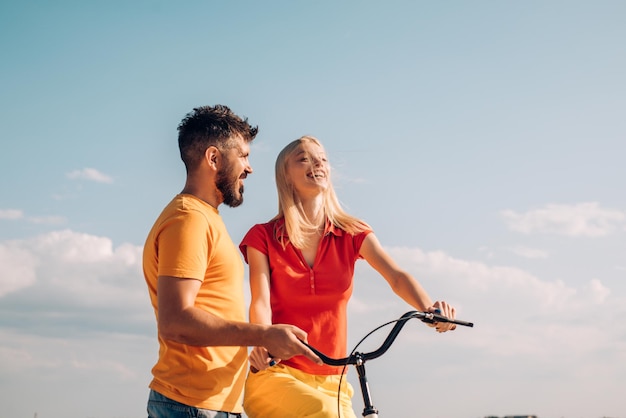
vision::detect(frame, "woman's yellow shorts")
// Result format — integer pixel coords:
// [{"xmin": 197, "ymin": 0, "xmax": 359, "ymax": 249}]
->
[{"xmin": 243, "ymin": 363, "xmax": 357, "ymax": 418}]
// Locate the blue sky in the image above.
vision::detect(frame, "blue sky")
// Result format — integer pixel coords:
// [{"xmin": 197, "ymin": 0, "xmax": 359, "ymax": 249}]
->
[{"xmin": 1, "ymin": 1, "xmax": 625, "ymax": 417}]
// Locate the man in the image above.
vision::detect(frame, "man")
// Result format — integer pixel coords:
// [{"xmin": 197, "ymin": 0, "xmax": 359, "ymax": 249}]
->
[{"xmin": 143, "ymin": 105, "xmax": 320, "ymax": 418}]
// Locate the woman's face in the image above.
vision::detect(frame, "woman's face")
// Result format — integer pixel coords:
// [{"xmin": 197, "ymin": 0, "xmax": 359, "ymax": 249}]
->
[{"xmin": 286, "ymin": 141, "xmax": 329, "ymax": 196}]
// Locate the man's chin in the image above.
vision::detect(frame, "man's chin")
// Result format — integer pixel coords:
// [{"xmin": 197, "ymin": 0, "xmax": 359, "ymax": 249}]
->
[
  {"xmin": 224, "ymin": 193, "xmax": 244, "ymax": 208},
  {"xmin": 226, "ymin": 200, "xmax": 243, "ymax": 208}
]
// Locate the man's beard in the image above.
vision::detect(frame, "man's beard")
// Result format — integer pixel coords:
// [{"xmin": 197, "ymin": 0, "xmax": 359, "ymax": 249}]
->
[{"xmin": 216, "ymin": 167, "xmax": 244, "ymax": 208}]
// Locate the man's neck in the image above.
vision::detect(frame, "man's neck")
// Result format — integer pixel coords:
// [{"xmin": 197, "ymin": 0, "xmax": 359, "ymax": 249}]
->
[{"xmin": 181, "ymin": 182, "xmax": 221, "ymax": 209}]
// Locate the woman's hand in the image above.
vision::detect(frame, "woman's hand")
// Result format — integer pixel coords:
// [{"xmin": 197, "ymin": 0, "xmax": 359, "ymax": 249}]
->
[
  {"xmin": 429, "ymin": 301, "xmax": 457, "ymax": 333},
  {"xmin": 249, "ymin": 346, "xmax": 280, "ymax": 373}
]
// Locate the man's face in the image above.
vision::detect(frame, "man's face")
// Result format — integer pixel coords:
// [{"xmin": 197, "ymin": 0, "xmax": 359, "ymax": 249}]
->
[{"xmin": 216, "ymin": 137, "xmax": 252, "ymax": 208}]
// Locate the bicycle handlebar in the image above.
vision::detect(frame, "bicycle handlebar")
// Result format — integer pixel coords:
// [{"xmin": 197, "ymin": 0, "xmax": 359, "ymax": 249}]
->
[{"xmin": 304, "ymin": 310, "xmax": 474, "ymax": 367}]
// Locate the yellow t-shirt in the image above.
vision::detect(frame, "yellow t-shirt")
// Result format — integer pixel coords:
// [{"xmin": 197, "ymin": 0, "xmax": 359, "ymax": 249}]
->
[{"xmin": 143, "ymin": 194, "xmax": 247, "ymax": 412}]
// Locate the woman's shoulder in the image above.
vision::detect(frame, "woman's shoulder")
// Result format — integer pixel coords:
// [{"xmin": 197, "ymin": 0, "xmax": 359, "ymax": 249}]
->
[
  {"xmin": 251, "ymin": 217, "xmax": 283, "ymax": 229},
  {"xmin": 244, "ymin": 217, "xmax": 284, "ymax": 237}
]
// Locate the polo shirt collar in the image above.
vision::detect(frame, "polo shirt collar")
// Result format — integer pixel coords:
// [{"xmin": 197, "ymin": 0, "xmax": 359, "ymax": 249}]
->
[
  {"xmin": 274, "ymin": 217, "xmax": 343, "ymax": 238},
  {"xmin": 324, "ymin": 220, "xmax": 343, "ymax": 236}
]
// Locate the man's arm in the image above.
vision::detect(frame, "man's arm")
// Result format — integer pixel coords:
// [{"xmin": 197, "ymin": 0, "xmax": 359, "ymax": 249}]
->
[{"xmin": 157, "ymin": 275, "xmax": 321, "ymax": 362}]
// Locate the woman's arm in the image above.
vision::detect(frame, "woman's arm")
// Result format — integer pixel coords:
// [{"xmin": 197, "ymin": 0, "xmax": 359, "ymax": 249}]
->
[
  {"xmin": 248, "ymin": 247, "xmax": 272, "ymax": 325},
  {"xmin": 359, "ymin": 233, "xmax": 456, "ymax": 332},
  {"xmin": 247, "ymin": 247, "xmax": 280, "ymax": 369}
]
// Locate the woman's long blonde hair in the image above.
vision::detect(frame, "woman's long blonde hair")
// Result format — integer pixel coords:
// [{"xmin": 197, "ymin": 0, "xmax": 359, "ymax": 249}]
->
[{"xmin": 273, "ymin": 136, "xmax": 369, "ymax": 249}]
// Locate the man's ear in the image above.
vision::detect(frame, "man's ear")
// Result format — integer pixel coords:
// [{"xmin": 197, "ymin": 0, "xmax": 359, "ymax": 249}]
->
[{"xmin": 205, "ymin": 146, "xmax": 220, "ymax": 169}]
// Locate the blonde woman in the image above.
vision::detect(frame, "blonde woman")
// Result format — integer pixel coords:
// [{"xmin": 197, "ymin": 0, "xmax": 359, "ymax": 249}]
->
[{"xmin": 239, "ymin": 136, "xmax": 456, "ymax": 417}]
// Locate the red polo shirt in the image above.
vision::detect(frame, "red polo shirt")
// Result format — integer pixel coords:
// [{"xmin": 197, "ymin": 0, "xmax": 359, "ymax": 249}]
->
[{"xmin": 240, "ymin": 218, "xmax": 371, "ymax": 375}]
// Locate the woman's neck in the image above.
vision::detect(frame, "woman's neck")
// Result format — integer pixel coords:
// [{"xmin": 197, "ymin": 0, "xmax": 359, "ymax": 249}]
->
[{"xmin": 301, "ymin": 195, "xmax": 325, "ymax": 228}]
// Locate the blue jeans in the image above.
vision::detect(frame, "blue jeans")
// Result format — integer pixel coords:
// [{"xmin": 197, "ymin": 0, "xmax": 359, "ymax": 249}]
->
[{"xmin": 147, "ymin": 390, "xmax": 242, "ymax": 418}]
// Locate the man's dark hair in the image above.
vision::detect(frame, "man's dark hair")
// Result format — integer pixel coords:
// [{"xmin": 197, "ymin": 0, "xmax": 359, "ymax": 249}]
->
[{"xmin": 177, "ymin": 105, "xmax": 258, "ymax": 172}]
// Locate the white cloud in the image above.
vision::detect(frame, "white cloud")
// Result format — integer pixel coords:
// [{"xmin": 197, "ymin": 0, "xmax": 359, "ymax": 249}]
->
[
  {"xmin": 0, "ymin": 327, "xmax": 155, "ymax": 417},
  {"xmin": 478, "ymin": 246, "xmax": 495, "ymax": 259},
  {"xmin": 509, "ymin": 245, "xmax": 549, "ymax": 259},
  {"xmin": 0, "ymin": 230, "xmax": 149, "ymax": 334},
  {"xmin": 66, "ymin": 168, "xmax": 113, "ymax": 184},
  {"xmin": 1, "ymin": 234, "xmax": 624, "ymax": 418},
  {"xmin": 0, "ymin": 209, "xmax": 24, "ymax": 220},
  {"xmin": 501, "ymin": 202, "xmax": 626, "ymax": 237},
  {"xmin": 345, "ymin": 245, "xmax": 625, "ymax": 418},
  {"xmin": 349, "ymin": 246, "xmax": 622, "ymax": 359},
  {"xmin": 28, "ymin": 215, "xmax": 66, "ymax": 225},
  {"xmin": 0, "ymin": 229, "xmax": 155, "ymax": 418},
  {"xmin": 585, "ymin": 278, "xmax": 611, "ymax": 304},
  {"xmin": 0, "ymin": 242, "xmax": 38, "ymax": 295},
  {"xmin": 383, "ymin": 247, "xmax": 581, "ymax": 311},
  {"xmin": 0, "ymin": 209, "xmax": 66, "ymax": 225}
]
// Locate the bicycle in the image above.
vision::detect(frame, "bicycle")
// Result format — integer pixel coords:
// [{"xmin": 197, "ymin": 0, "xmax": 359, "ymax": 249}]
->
[{"xmin": 304, "ymin": 310, "xmax": 474, "ymax": 418}]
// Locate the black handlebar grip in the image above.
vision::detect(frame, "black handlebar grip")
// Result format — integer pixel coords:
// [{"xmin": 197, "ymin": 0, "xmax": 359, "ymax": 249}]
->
[{"xmin": 423, "ymin": 313, "xmax": 474, "ymax": 327}]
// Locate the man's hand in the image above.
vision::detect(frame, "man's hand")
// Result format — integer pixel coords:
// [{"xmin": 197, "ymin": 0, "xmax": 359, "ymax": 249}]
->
[{"xmin": 261, "ymin": 324, "xmax": 322, "ymax": 365}]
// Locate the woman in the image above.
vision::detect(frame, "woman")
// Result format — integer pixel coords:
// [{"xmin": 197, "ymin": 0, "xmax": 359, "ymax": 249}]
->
[{"xmin": 239, "ymin": 136, "xmax": 456, "ymax": 417}]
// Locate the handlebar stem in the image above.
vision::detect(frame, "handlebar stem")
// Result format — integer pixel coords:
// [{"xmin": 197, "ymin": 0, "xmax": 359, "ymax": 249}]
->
[{"xmin": 356, "ymin": 360, "xmax": 378, "ymax": 417}]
